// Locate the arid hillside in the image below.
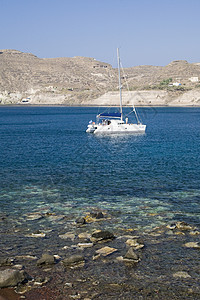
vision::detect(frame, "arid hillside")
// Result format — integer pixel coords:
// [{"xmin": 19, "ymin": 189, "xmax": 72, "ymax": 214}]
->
[{"xmin": 1, "ymin": 49, "xmax": 200, "ymax": 106}]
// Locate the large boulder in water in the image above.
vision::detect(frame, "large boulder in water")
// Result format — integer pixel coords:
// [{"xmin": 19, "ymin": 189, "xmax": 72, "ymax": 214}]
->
[{"xmin": 0, "ymin": 269, "xmax": 27, "ymax": 288}]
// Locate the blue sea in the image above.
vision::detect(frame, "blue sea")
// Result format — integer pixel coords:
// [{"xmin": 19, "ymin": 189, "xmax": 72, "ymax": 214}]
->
[
  {"xmin": 0, "ymin": 106, "xmax": 200, "ymax": 298},
  {"xmin": 0, "ymin": 106, "xmax": 200, "ymax": 230}
]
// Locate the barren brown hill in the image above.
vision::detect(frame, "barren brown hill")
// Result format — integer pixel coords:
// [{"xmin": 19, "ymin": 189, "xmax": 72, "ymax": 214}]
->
[{"xmin": 0, "ymin": 49, "xmax": 200, "ymax": 106}]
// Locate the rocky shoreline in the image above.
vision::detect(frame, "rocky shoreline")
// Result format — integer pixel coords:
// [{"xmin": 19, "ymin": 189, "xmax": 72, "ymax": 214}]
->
[
  {"xmin": 0, "ymin": 210, "xmax": 200, "ymax": 299},
  {"xmin": 1, "ymin": 49, "xmax": 200, "ymax": 107},
  {"xmin": 1, "ymin": 89, "xmax": 200, "ymax": 107}
]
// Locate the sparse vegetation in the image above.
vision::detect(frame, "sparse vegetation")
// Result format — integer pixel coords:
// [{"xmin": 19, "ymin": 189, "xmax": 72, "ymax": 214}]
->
[
  {"xmin": 159, "ymin": 78, "xmax": 173, "ymax": 86},
  {"xmin": 0, "ymin": 50, "xmax": 200, "ymax": 105}
]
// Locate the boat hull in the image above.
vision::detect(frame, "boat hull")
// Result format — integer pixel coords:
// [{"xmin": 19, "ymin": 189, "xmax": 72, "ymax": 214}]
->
[{"xmin": 86, "ymin": 123, "xmax": 146, "ymax": 134}]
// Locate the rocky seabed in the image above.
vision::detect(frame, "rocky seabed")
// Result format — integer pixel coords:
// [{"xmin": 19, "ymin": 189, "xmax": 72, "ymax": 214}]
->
[{"xmin": 0, "ymin": 210, "xmax": 200, "ymax": 299}]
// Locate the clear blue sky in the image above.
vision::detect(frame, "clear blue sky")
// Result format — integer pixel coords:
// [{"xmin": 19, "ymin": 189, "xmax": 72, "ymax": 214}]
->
[{"xmin": 1, "ymin": 0, "xmax": 200, "ymax": 67}]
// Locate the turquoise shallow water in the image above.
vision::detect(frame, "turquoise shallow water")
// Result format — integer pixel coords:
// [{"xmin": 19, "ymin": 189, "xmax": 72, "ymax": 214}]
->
[{"xmin": 0, "ymin": 106, "xmax": 200, "ymax": 231}]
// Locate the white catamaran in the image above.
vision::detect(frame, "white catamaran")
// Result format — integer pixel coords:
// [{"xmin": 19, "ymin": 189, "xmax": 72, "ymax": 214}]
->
[{"xmin": 86, "ymin": 49, "xmax": 146, "ymax": 134}]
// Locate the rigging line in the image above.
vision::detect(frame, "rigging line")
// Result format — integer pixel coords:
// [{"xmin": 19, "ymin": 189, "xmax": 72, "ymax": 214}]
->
[{"xmin": 120, "ymin": 61, "xmax": 142, "ymax": 124}]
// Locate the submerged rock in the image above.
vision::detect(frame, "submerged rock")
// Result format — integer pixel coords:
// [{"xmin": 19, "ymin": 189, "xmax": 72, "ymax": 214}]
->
[
  {"xmin": 176, "ymin": 222, "xmax": 194, "ymax": 231},
  {"xmin": 76, "ymin": 211, "xmax": 105, "ymax": 224},
  {"xmin": 65, "ymin": 282, "xmax": 73, "ymax": 288},
  {"xmin": 14, "ymin": 284, "xmax": 32, "ymax": 294},
  {"xmin": 26, "ymin": 213, "xmax": 43, "ymax": 221},
  {"xmin": 78, "ymin": 232, "xmax": 92, "ymax": 240},
  {"xmin": 15, "ymin": 255, "xmax": 37, "ymax": 260},
  {"xmin": 77, "ymin": 242, "xmax": 93, "ymax": 248},
  {"xmin": 184, "ymin": 242, "xmax": 200, "ymax": 249},
  {"xmin": 13, "ymin": 265, "xmax": 24, "ymax": 270},
  {"xmin": 125, "ymin": 239, "xmax": 144, "ymax": 250},
  {"xmin": 0, "ymin": 269, "xmax": 27, "ymax": 288},
  {"xmin": 166, "ymin": 223, "xmax": 176, "ymax": 230},
  {"xmin": 91, "ymin": 230, "xmax": 115, "ymax": 243},
  {"xmin": 124, "ymin": 247, "xmax": 140, "ymax": 262},
  {"xmin": 59, "ymin": 232, "xmax": 76, "ymax": 240},
  {"xmin": 173, "ymin": 271, "xmax": 191, "ymax": 279},
  {"xmin": 27, "ymin": 230, "xmax": 46, "ymax": 238},
  {"xmin": 34, "ymin": 276, "xmax": 50, "ymax": 286},
  {"xmin": 0, "ymin": 214, "xmax": 8, "ymax": 221},
  {"xmin": 189, "ymin": 230, "xmax": 200, "ymax": 235},
  {"xmin": 90, "ymin": 212, "xmax": 104, "ymax": 219},
  {"xmin": 62, "ymin": 255, "xmax": 85, "ymax": 267},
  {"xmin": 166, "ymin": 221, "xmax": 194, "ymax": 231},
  {"xmin": 76, "ymin": 217, "xmax": 86, "ymax": 225},
  {"xmin": 175, "ymin": 231, "xmax": 185, "ymax": 235},
  {"xmin": 36, "ymin": 254, "xmax": 55, "ymax": 266},
  {"xmin": 0, "ymin": 258, "xmax": 14, "ymax": 267},
  {"xmin": 95, "ymin": 246, "xmax": 118, "ymax": 257}
]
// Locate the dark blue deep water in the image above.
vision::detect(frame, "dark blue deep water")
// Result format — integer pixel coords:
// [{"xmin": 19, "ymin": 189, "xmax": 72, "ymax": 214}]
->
[{"xmin": 0, "ymin": 106, "xmax": 200, "ymax": 231}]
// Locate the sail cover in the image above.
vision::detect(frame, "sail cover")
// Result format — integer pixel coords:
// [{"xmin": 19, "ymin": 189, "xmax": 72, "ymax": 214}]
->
[{"xmin": 98, "ymin": 112, "xmax": 121, "ymax": 119}]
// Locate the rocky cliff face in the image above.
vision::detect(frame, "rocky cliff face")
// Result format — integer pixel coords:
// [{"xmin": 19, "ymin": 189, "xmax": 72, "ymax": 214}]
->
[{"xmin": 0, "ymin": 49, "xmax": 200, "ymax": 106}]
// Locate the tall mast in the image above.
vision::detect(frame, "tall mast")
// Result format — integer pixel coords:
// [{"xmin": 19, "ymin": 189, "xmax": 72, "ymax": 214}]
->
[{"xmin": 117, "ymin": 48, "xmax": 123, "ymax": 121}]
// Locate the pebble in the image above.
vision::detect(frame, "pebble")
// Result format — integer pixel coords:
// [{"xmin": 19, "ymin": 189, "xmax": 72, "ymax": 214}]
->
[
  {"xmin": 166, "ymin": 222, "xmax": 195, "ymax": 231},
  {"xmin": 124, "ymin": 247, "xmax": 140, "ymax": 262},
  {"xmin": 184, "ymin": 242, "xmax": 200, "ymax": 248},
  {"xmin": 176, "ymin": 222, "xmax": 194, "ymax": 230},
  {"xmin": 36, "ymin": 254, "xmax": 55, "ymax": 266},
  {"xmin": 27, "ymin": 232, "xmax": 46, "ymax": 238},
  {"xmin": 62, "ymin": 255, "xmax": 85, "ymax": 267},
  {"xmin": 189, "ymin": 230, "xmax": 200, "ymax": 235},
  {"xmin": 175, "ymin": 231, "xmax": 185, "ymax": 235},
  {"xmin": 90, "ymin": 230, "xmax": 115, "ymax": 243},
  {"xmin": 63, "ymin": 245, "xmax": 70, "ymax": 250},
  {"xmin": 77, "ymin": 243, "xmax": 94, "ymax": 248},
  {"xmin": 0, "ymin": 258, "xmax": 14, "ymax": 266},
  {"xmin": 13, "ymin": 264, "xmax": 24, "ymax": 270},
  {"xmin": 47, "ymin": 215, "xmax": 64, "ymax": 221},
  {"xmin": 78, "ymin": 232, "xmax": 92, "ymax": 240},
  {"xmin": 26, "ymin": 213, "xmax": 43, "ymax": 221},
  {"xmin": 65, "ymin": 282, "xmax": 73, "ymax": 288},
  {"xmin": 76, "ymin": 217, "xmax": 86, "ymax": 225},
  {"xmin": 166, "ymin": 230, "xmax": 175, "ymax": 235},
  {"xmin": 15, "ymin": 255, "xmax": 37, "ymax": 260},
  {"xmin": 15, "ymin": 284, "xmax": 32, "ymax": 294},
  {"xmin": 69, "ymin": 293, "xmax": 81, "ymax": 299},
  {"xmin": 117, "ymin": 235, "xmax": 139, "ymax": 240},
  {"xmin": 173, "ymin": 271, "xmax": 191, "ymax": 279},
  {"xmin": 59, "ymin": 232, "xmax": 76, "ymax": 240},
  {"xmin": 34, "ymin": 276, "xmax": 49, "ymax": 286},
  {"xmin": 166, "ymin": 223, "xmax": 176, "ymax": 230},
  {"xmin": 54, "ymin": 255, "xmax": 61, "ymax": 260},
  {"xmin": 125, "ymin": 239, "xmax": 144, "ymax": 250},
  {"xmin": 92, "ymin": 254, "xmax": 101, "ymax": 260},
  {"xmin": 95, "ymin": 246, "xmax": 118, "ymax": 256}
]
